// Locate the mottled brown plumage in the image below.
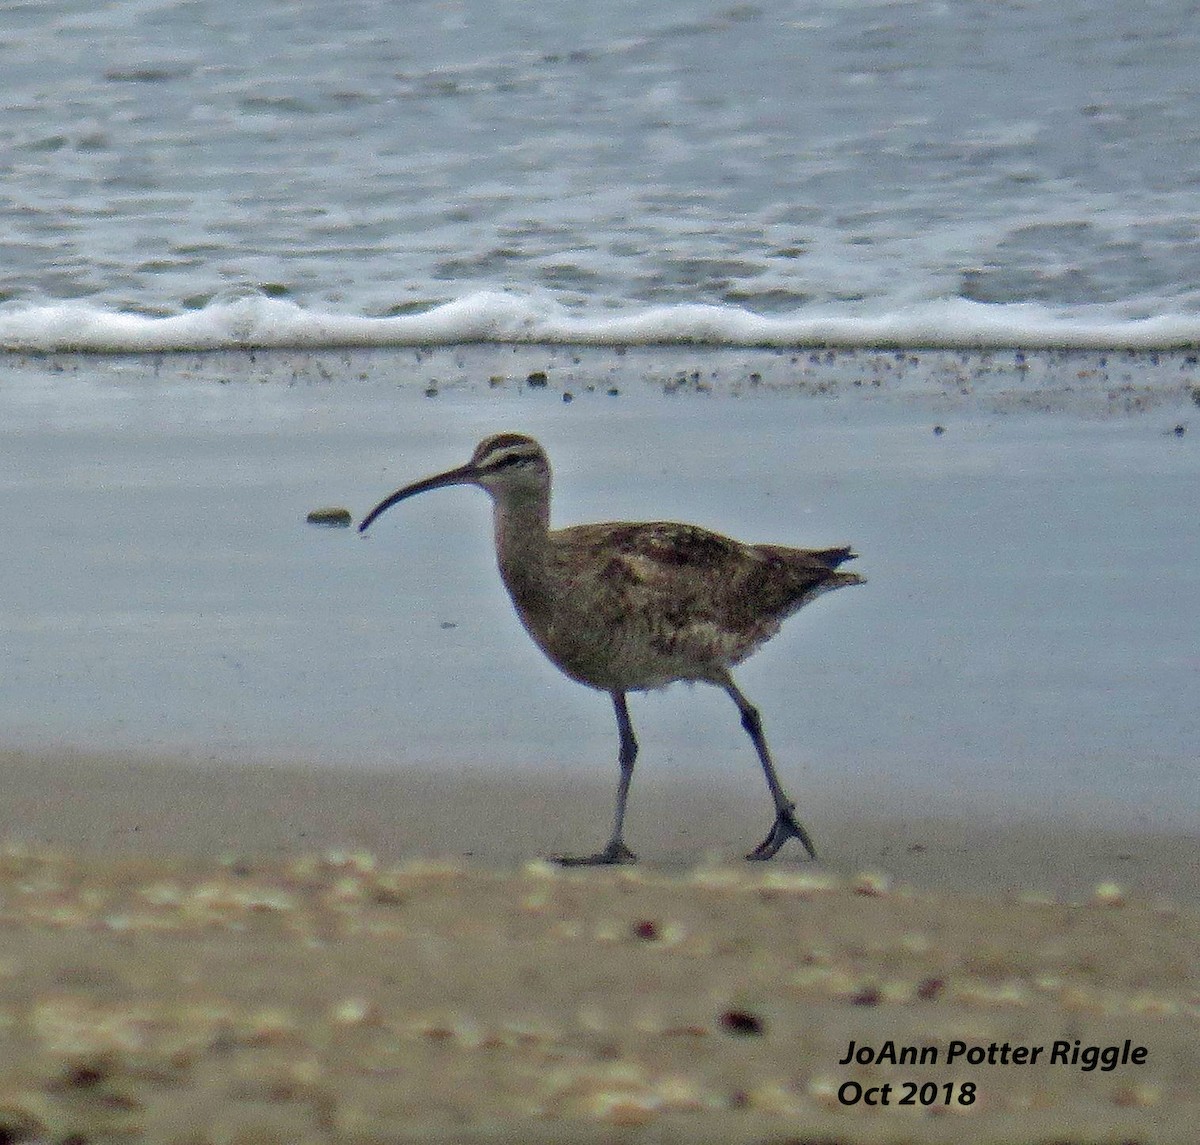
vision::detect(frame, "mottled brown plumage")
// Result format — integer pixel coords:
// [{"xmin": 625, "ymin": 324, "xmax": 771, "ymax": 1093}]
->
[{"xmin": 360, "ymin": 433, "xmax": 863, "ymax": 864}]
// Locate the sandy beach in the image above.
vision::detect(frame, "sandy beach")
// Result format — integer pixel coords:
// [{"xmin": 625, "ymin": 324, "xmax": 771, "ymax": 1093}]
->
[{"xmin": 0, "ymin": 749, "xmax": 1195, "ymax": 1144}]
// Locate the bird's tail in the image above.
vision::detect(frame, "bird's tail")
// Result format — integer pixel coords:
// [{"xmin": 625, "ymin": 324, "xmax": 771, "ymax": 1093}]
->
[{"xmin": 813, "ymin": 546, "xmax": 858, "ymax": 569}]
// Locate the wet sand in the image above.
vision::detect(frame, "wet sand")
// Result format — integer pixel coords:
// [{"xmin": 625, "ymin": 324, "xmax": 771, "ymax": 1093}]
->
[{"xmin": 0, "ymin": 749, "xmax": 1195, "ymax": 1144}]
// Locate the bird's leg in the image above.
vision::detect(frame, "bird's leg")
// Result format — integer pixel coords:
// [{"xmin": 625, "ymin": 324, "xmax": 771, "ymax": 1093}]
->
[
  {"xmin": 554, "ymin": 691, "xmax": 638, "ymax": 866},
  {"xmin": 603, "ymin": 692, "xmax": 639, "ymax": 861},
  {"xmin": 722, "ymin": 679, "xmax": 818, "ymax": 861}
]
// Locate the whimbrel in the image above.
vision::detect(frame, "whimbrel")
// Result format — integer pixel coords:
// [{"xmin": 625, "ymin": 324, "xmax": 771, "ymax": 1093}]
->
[{"xmin": 359, "ymin": 433, "xmax": 863, "ymax": 864}]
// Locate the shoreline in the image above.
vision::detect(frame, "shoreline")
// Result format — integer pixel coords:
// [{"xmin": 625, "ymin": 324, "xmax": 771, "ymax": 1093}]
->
[
  {"xmin": 6, "ymin": 336, "xmax": 1200, "ymax": 353},
  {"xmin": 3, "ymin": 341, "xmax": 1197, "ymax": 417}
]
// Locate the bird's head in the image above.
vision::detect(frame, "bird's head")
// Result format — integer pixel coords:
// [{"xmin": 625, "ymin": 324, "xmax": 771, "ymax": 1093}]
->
[{"xmin": 358, "ymin": 433, "xmax": 550, "ymax": 533}]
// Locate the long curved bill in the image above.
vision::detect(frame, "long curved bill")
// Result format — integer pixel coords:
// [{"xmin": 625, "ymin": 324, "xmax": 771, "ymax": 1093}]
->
[{"xmin": 358, "ymin": 463, "xmax": 478, "ymax": 534}]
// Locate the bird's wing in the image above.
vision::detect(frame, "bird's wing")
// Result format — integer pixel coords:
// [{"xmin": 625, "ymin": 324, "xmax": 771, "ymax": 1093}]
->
[{"xmin": 552, "ymin": 522, "xmax": 838, "ymax": 668}]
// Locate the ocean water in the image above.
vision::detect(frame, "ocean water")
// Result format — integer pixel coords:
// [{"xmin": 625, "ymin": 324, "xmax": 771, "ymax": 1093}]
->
[{"xmin": 3, "ymin": 0, "xmax": 1200, "ymax": 350}]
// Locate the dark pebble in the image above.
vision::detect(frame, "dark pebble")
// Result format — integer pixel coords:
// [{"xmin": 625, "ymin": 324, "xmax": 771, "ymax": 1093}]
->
[
  {"xmin": 849, "ymin": 986, "xmax": 883, "ymax": 1007},
  {"xmin": 305, "ymin": 507, "xmax": 353, "ymax": 528},
  {"xmin": 720, "ymin": 1009, "xmax": 765, "ymax": 1036}
]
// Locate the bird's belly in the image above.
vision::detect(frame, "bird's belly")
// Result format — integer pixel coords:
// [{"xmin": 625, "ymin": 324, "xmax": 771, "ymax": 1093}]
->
[
  {"xmin": 546, "ymin": 642, "xmax": 701, "ymax": 692},
  {"xmin": 518, "ymin": 608, "xmax": 757, "ymax": 692}
]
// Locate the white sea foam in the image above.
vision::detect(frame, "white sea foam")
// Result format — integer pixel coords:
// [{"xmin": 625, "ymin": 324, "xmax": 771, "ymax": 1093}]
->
[{"xmin": 2, "ymin": 294, "xmax": 1199, "ymax": 354}]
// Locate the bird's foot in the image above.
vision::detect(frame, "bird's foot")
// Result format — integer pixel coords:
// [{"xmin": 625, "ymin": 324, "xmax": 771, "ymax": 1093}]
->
[
  {"xmin": 747, "ymin": 804, "xmax": 818, "ymax": 862},
  {"xmin": 552, "ymin": 840, "xmax": 637, "ymax": 866}
]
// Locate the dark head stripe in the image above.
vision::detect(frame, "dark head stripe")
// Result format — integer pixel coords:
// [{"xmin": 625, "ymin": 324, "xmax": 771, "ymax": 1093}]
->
[
  {"xmin": 473, "ymin": 434, "xmax": 545, "ymax": 470},
  {"xmin": 482, "ymin": 433, "xmax": 536, "ymax": 452}
]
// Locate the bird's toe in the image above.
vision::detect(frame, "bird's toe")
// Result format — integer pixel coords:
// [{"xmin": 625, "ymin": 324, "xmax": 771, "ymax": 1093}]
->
[
  {"xmin": 552, "ymin": 841, "xmax": 637, "ymax": 866},
  {"xmin": 747, "ymin": 809, "xmax": 818, "ymax": 862}
]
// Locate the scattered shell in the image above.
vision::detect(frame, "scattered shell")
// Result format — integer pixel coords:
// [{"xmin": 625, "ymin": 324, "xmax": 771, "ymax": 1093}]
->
[
  {"xmin": 614, "ymin": 865, "xmax": 648, "ymax": 886},
  {"xmin": 326, "ymin": 877, "xmax": 367, "ymax": 905},
  {"xmin": 687, "ymin": 864, "xmax": 743, "ymax": 891},
  {"xmin": 851, "ymin": 870, "xmax": 892, "ymax": 897},
  {"xmin": 499, "ymin": 1016, "xmax": 559, "ymax": 1047},
  {"xmin": 759, "ymin": 869, "xmax": 841, "ymax": 897},
  {"xmin": 138, "ymin": 880, "xmax": 184, "ymax": 907},
  {"xmin": 1055, "ymin": 985, "xmax": 1108, "ymax": 1014},
  {"xmin": 521, "ymin": 859, "xmax": 560, "ymax": 881},
  {"xmin": 747, "ymin": 1080, "xmax": 803, "ymax": 1116},
  {"xmin": 1127, "ymin": 992, "xmax": 1178, "ymax": 1017},
  {"xmin": 244, "ymin": 1007, "xmax": 300, "ymax": 1045},
  {"xmin": 520, "ymin": 889, "xmax": 553, "ymax": 913},
  {"xmin": 790, "ymin": 966, "xmax": 862, "ymax": 999},
  {"xmin": 330, "ymin": 997, "xmax": 377, "ymax": 1027},
  {"xmin": 655, "ymin": 922, "xmax": 688, "ymax": 948},
  {"xmin": 585, "ymin": 1090, "xmax": 660, "ymax": 1126},
  {"xmin": 952, "ymin": 980, "xmax": 1029, "ymax": 1008},
  {"xmin": 1112, "ymin": 1081, "xmax": 1163, "ymax": 1108},
  {"xmin": 807, "ymin": 1075, "xmax": 843, "ymax": 1110},
  {"xmin": 1091, "ymin": 881, "xmax": 1126, "ymax": 907},
  {"xmin": 1016, "ymin": 891, "xmax": 1058, "ymax": 907},
  {"xmin": 386, "ymin": 857, "xmax": 464, "ymax": 879},
  {"xmin": 654, "ymin": 1074, "xmax": 708, "ymax": 1111},
  {"xmin": 323, "ymin": 849, "xmax": 378, "ymax": 875}
]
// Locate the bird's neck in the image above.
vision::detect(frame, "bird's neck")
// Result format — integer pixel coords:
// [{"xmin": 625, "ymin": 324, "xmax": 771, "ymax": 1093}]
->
[{"xmin": 492, "ymin": 486, "xmax": 552, "ymax": 591}]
